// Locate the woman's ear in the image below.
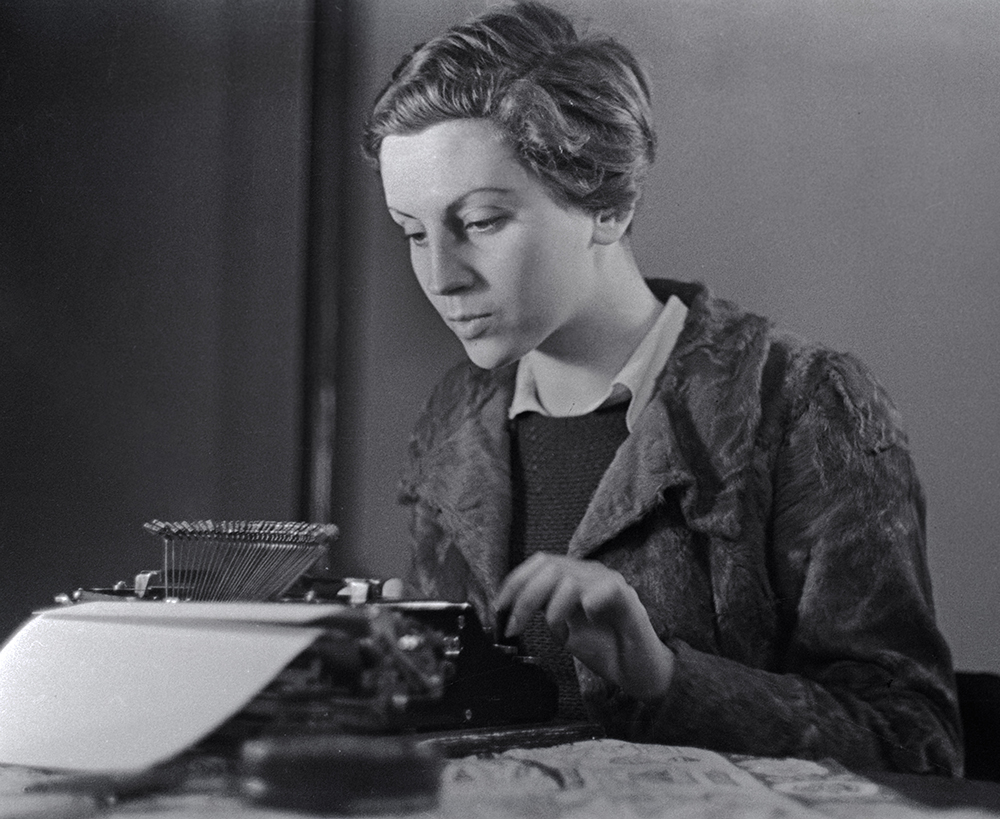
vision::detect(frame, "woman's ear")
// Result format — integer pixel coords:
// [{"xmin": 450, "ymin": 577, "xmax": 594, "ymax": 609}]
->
[{"xmin": 592, "ymin": 206, "xmax": 635, "ymax": 245}]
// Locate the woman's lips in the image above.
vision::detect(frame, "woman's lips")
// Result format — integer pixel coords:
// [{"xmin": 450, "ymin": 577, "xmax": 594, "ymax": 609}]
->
[{"xmin": 445, "ymin": 312, "xmax": 492, "ymax": 339}]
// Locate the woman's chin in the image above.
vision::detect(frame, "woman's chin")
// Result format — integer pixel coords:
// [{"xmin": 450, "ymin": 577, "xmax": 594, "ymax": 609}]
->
[{"xmin": 459, "ymin": 338, "xmax": 522, "ymax": 371}]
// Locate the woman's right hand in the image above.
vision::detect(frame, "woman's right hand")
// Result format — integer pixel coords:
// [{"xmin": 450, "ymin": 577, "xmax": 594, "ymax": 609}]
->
[{"xmin": 495, "ymin": 553, "xmax": 675, "ymax": 701}]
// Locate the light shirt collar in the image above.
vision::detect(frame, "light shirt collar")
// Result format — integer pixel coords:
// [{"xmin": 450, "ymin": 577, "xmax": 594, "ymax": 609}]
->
[{"xmin": 509, "ymin": 295, "xmax": 688, "ymax": 432}]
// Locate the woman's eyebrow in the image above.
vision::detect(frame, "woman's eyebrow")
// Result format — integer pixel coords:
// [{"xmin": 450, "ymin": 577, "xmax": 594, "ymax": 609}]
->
[
  {"xmin": 457, "ymin": 186, "xmax": 515, "ymax": 200},
  {"xmin": 448, "ymin": 187, "xmax": 517, "ymax": 212},
  {"xmin": 389, "ymin": 187, "xmax": 517, "ymax": 220}
]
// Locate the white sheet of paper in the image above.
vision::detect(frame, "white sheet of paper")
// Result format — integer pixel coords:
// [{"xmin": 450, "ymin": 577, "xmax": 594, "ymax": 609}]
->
[{"xmin": 0, "ymin": 601, "xmax": 349, "ymax": 772}]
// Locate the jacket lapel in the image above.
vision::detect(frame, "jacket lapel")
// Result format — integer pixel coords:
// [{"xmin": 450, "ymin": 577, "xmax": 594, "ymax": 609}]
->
[
  {"xmin": 414, "ymin": 365, "xmax": 516, "ymax": 605},
  {"xmin": 567, "ymin": 396, "xmax": 694, "ymax": 558}
]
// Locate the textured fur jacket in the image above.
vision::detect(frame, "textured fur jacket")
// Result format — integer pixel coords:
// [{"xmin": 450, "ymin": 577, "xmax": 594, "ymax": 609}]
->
[{"xmin": 399, "ymin": 279, "xmax": 962, "ymax": 776}]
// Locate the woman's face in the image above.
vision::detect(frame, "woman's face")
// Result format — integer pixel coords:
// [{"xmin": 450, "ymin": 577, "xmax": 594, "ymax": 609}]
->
[{"xmin": 379, "ymin": 119, "xmax": 604, "ymax": 370}]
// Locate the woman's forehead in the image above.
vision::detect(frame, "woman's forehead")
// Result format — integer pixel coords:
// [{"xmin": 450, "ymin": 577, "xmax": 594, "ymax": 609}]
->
[{"xmin": 380, "ymin": 120, "xmax": 531, "ymax": 214}]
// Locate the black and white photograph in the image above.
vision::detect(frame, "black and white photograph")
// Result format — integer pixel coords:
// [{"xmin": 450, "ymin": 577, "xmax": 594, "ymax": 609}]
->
[{"xmin": 2, "ymin": 0, "xmax": 999, "ymax": 815}]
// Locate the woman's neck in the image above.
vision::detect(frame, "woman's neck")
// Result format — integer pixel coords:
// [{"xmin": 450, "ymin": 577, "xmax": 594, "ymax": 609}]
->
[{"xmin": 528, "ymin": 254, "xmax": 660, "ymax": 416}]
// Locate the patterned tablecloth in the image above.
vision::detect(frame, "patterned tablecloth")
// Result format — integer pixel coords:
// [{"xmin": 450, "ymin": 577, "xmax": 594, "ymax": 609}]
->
[{"xmin": 1, "ymin": 738, "xmax": 997, "ymax": 819}]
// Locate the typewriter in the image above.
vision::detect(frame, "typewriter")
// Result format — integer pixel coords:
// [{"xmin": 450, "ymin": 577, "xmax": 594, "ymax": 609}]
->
[{"xmin": 0, "ymin": 521, "xmax": 582, "ymax": 774}]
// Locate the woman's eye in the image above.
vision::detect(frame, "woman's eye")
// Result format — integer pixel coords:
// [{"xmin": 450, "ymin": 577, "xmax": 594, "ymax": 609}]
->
[
  {"xmin": 464, "ymin": 216, "xmax": 505, "ymax": 234},
  {"xmin": 404, "ymin": 231, "xmax": 427, "ymax": 246}
]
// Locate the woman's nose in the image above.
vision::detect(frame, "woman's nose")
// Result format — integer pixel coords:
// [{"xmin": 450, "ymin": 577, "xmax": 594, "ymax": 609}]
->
[{"xmin": 422, "ymin": 235, "xmax": 474, "ymax": 296}]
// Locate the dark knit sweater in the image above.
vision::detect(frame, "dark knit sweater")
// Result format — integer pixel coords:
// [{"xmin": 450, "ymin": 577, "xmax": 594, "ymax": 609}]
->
[{"xmin": 509, "ymin": 404, "xmax": 630, "ymax": 720}]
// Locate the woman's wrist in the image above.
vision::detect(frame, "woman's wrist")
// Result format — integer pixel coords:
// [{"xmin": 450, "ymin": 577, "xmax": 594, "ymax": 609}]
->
[{"xmin": 620, "ymin": 636, "xmax": 676, "ymax": 701}]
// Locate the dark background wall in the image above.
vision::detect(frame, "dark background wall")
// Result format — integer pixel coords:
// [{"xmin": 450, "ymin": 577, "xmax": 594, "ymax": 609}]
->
[
  {"xmin": 3, "ymin": 0, "xmax": 999, "ymax": 676},
  {"xmin": 334, "ymin": 0, "xmax": 1000, "ymax": 674},
  {"xmin": 0, "ymin": 0, "xmax": 312, "ymax": 636}
]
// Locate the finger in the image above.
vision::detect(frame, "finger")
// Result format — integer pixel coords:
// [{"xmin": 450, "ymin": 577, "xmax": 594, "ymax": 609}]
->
[
  {"xmin": 501, "ymin": 561, "xmax": 564, "ymax": 638},
  {"xmin": 495, "ymin": 553, "xmax": 567, "ymax": 628},
  {"xmin": 577, "ymin": 578, "xmax": 630, "ymax": 625},
  {"xmin": 544, "ymin": 578, "xmax": 583, "ymax": 644},
  {"xmin": 494, "ymin": 553, "xmax": 548, "ymax": 615}
]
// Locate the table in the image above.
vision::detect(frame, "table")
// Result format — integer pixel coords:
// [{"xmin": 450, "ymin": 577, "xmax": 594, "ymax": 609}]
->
[{"xmin": 3, "ymin": 738, "xmax": 999, "ymax": 819}]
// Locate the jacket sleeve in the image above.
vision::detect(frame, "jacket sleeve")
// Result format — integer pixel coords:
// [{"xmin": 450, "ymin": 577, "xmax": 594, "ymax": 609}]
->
[{"xmin": 607, "ymin": 350, "xmax": 964, "ymax": 776}]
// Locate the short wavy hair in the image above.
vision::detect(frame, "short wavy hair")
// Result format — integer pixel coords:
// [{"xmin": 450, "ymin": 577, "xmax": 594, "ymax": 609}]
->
[{"xmin": 362, "ymin": 1, "xmax": 656, "ymax": 218}]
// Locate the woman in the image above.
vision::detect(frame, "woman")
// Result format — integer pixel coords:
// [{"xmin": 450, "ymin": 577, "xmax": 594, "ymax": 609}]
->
[{"xmin": 363, "ymin": 1, "xmax": 962, "ymax": 775}]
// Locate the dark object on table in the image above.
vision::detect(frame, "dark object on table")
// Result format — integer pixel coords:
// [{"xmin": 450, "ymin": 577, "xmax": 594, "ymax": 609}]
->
[
  {"xmin": 417, "ymin": 721, "xmax": 604, "ymax": 758},
  {"xmin": 239, "ymin": 734, "xmax": 444, "ymax": 814},
  {"xmin": 956, "ymin": 670, "xmax": 1000, "ymax": 782}
]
